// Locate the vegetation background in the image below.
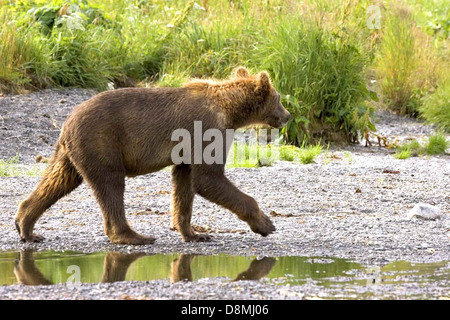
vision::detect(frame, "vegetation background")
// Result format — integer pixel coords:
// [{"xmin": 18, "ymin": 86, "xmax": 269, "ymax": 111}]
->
[{"xmin": 0, "ymin": 0, "xmax": 449, "ymax": 146}]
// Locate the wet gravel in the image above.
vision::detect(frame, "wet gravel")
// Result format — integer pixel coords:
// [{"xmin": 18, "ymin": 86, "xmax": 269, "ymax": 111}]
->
[{"xmin": 0, "ymin": 88, "xmax": 449, "ymax": 300}]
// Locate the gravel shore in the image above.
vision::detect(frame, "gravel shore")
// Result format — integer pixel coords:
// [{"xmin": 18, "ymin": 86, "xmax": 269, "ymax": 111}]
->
[{"xmin": 0, "ymin": 88, "xmax": 449, "ymax": 300}]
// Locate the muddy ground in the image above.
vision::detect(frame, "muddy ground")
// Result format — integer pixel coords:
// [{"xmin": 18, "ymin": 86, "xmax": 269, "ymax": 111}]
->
[{"xmin": 0, "ymin": 88, "xmax": 449, "ymax": 300}]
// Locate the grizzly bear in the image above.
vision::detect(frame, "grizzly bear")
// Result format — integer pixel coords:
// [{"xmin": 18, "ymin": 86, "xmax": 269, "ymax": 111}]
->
[{"xmin": 15, "ymin": 67, "xmax": 291, "ymax": 244}]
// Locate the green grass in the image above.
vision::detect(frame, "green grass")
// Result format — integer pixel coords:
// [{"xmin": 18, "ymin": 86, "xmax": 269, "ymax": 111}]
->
[
  {"xmin": 226, "ymin": 142, "xmax": 274, "ymax": 168},
  {"xmin": 226, "ymin": 142, "xmax": 323, "ymax": 167},
  {"xmin": 374, "ymin": 2, "xmax": 447, "ymax": 116},
  {"xmin": 256, "ymin": 13, "xmax": 376, "ymax": 145},
  {"xmin": 278, "ymin": 145, "xmax": 300, "ymax": 162},
  {"xmin": 0, "ymin": 155, "xmax": 46, "ymax": 177},
  {"xmin": 0, "ymin": 155, "xmax": 20, "ymax": 177},
  {"xmin": 374, "ymin": 4, "xmax": 419, "ymax": 115},
  {"xmin": 394, "ymin": 135, "xmax": 449, "ymax": 158},
  {"xmin": 298, "ymin": 144, "xmax": 323, "ymax": 164},
  {"xmin": 420, "ymin": 74, "xmax": 450, "ymax": 132},
  {"xmin": 395, "ymin": 139, "xmax": 423, "ymax": 158},
  {"xmin": 425, "ymin": 134, "xmax": 449, "ymax": 155},
  {"xmin": 394, "ymin": 149, "xmax": 412, "ymax": 159},
  {"xmin": 0, "ymin": 0, "xmax": 448, "ymax": 146}
]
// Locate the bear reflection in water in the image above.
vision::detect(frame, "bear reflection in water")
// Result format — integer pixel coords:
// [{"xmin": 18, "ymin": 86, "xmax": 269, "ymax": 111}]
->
[{"xmin": 13, "ymin": 250, "xmax": 276, "ymax": 286}]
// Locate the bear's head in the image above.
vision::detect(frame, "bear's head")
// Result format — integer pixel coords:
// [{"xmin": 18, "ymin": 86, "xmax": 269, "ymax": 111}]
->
[{"xmin": 232, "ymin": 67, "xmax": 291, "ymax": 129}]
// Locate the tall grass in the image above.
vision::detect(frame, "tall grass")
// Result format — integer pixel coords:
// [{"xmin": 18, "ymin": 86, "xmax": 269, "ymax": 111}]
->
[
  {"xmin": 1, "ymin": 0, "xmax": 448, "ymax": 144},
  {"xmin": 257, "ymin": 15, "xmax": 375, "ymax": 145},
  {"xmin": 420, "ymin": 74, "xmax": 450, "ymax": 132},
  {"xmin": 374, "ymin": 2, "xmax": 446, "ymax": 116},
  {"xmin": 375, "ymin": 4, "xmax": 418, "ymax": 115},
  {"xmin": 0, "ymin": 13, "xmax": 38, "ymax": 91}
]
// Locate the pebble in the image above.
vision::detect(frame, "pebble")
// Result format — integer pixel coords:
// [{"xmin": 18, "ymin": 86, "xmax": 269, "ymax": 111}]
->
[{"xmin": 407, "ymin": 203, "xmax": 443, "ymax": 220}]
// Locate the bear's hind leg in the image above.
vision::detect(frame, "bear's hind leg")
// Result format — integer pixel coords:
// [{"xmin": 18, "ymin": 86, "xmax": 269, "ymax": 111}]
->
[
  {"xmin": 83, "ymin": 169, "xmax": 155, "ymax": 245},
  {"xmin": 171, "ymin": 164, "xmax": 211, "ymax": 242},
  {"xmin": 15, "ymin": 150, "xmax": 83, "ymax": 242}
]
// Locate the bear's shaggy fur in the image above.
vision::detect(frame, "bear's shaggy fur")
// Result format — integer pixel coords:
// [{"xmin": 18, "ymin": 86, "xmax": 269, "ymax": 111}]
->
[{"xmin": 15, "ymin": 67, "xmax": 291, "ymax": 244}]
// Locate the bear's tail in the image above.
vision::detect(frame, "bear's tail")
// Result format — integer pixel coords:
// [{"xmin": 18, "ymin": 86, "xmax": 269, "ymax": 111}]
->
[{"xmin": 15, "ymin": 141, "xmax": 83, "ymax": 241}]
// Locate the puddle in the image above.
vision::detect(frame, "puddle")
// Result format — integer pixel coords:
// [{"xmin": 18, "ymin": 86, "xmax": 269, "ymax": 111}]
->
[{"xmin": 0, "ymin": 250, "xmax": 448, "ymax": 293}]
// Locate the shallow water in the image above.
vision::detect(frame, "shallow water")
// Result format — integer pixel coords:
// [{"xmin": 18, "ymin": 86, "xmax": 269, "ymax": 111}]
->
[{"xmin": 0, "ymin": 250, "xmax": 448, "ymax": 294}]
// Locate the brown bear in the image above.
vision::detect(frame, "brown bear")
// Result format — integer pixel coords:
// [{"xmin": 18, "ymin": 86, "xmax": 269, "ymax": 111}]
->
[{"xmin": 15, "ymin": 67, "xmax": 291, "ymax": 245}]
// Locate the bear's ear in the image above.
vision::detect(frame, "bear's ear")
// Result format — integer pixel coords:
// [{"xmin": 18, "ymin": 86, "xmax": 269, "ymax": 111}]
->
[
  {"xmin": 232, "ymin": 67, "xmax": 250, "ymax": 78},
  {"xmin": 255, "ymin": 71, "xmax": 271, "ymax": 96}
]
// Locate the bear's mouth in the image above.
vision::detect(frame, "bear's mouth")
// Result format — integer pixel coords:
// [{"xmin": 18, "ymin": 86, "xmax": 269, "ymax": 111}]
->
[{"xmin": 270, "ymin": 120, "xmax": 287, "ymax": 129}]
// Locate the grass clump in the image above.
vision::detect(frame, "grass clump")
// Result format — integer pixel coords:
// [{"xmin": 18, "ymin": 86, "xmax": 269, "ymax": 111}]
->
[
  {"xmin": 394, "ymin": 135, "xmax": 449, "ymax": 158},
  {"xmin": 279, "ymin": 143, "xmax": 323, "ymax": 164},
  {"xmin": 258, "ymin": 14, "xmax": 376, "ymax": 145},
  {"xmin": 394, "ymin": 149, "xmax": 412, "ymax": 160},
  {"xmin": 279, "ymin": 145, "xmax": 300, "ymax": 162},
  {"xmin": 420, "ymin": 74, "xmax": 450, "ymax": 132},
  {"xmin": 298, "ymin": 144, "xmax": 323, "ymax": 164},
  {"xmin": 424, "ymin": 134, "xmax": 449, "ymax": 155},
  {"xmin": 395, "ymin": 139, "xmax": 423, "ymax": 159},
  {"xmin": 0, "ymin": 156, "xmax": 20, "ymax": 177},
  {"xmin": 226, "ymin": 142, "xmax": 274, "ymax": 168},
  {"xmin": 0, "ymin": 155, "xmax": 46, "ymax": 177},
  {"xmin": 227, "ymin": 142, "xmax": 323, "ymax": 167},
  {"xmin": 0, "ymin": 13, "xmax": 39, "ymax": 92}
]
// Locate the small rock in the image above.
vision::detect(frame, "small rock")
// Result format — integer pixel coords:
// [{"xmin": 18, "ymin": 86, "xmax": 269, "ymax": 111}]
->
[
  {"xmin": 59, "ymin": 99, "xmax": 66, "ymax": 104},
  {"xmin": 407, "ymin": 203, "xmax": 443, "ymax": 220}
]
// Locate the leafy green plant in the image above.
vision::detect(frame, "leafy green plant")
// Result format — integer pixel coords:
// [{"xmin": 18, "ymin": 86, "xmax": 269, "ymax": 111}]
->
[
  {"xmin": 278, "ymin": 144, "xmax": 323, "ymax": 164},
  {"xmin": 279, "ymin": 145, "xmax": 301, "ymax": 162}
]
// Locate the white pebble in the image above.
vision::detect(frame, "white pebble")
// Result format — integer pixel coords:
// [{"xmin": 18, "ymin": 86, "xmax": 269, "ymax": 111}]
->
[{"xmin": 407, "ymin": 203, "xmax": 443, "ymax": 220}]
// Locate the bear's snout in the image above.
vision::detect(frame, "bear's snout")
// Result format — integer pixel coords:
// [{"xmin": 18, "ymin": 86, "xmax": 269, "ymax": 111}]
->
[{"xmin": 278, "ymin": 109, "xmax": 291, "ymax": 127}]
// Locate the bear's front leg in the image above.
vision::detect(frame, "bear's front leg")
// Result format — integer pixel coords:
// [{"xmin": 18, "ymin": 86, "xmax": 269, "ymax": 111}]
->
[
  {"xmin": 171, "ymin": 164, "xmax": 212, "ymax": 242},
  {"xmin": 193, "ymin": 164, "xmax": 275, "ymax": 237}
]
